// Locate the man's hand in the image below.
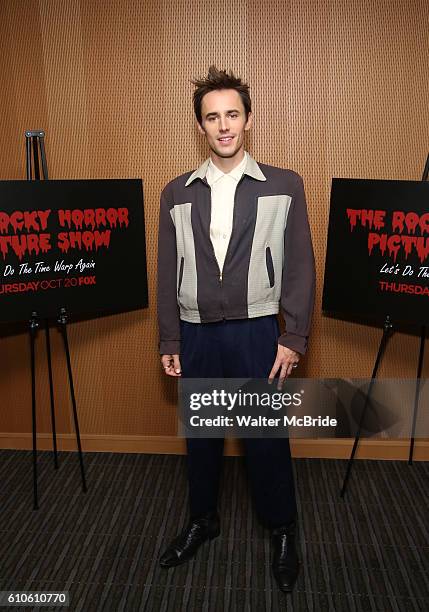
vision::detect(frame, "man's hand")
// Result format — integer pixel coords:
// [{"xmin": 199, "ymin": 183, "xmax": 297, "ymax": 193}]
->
[
  {"xmin": 161, "ymin": 354, "xmax": 182, "ymax": 376},
  {"xmin": 268, "ymin": 345, "xmax": 300, "ymax": 389}
]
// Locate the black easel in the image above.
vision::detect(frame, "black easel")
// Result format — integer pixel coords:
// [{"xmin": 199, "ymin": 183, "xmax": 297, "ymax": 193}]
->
[
  {"xmin": 340, "ymin": 154, "xmax": 429, "ymax": 497},
  {"xmin": 25, "ymin": 130, "xmax": 87, "ymax": 509}
]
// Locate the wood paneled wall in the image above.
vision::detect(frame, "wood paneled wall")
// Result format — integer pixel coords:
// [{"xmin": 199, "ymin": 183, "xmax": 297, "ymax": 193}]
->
[{"xmin": 0, "ymin": 0, "xmax": 428, "ymax": 457}]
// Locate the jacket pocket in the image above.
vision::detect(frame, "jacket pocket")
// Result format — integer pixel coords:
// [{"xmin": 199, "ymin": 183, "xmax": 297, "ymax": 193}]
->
[
  {"xmin": 178, "ymin": 256, "xmax": 184, "ymax": 297},
  {"xmin": 265, "ymin": 246, "xmax": 275, "ymax": 288}
]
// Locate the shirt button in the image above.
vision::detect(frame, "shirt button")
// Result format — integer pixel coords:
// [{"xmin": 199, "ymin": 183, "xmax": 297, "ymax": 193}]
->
[{"xmin": 223, "ymin": 234, "xmax": 227, "ymax": 239}]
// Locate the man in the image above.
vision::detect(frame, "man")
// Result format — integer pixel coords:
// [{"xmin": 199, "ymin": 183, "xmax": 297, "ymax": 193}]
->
[{"xmin": 157, "ymin": 66, "xmax": 315, "ymax": 593}]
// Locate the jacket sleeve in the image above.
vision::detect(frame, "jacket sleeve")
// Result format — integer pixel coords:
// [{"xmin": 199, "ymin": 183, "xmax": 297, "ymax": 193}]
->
[
  {"xmin": 157, "ymin": 184, "xmax": 181, "ymax": 355},
  {"xmin": 278, "ymin": 173, "xmax": 315, "ymax": 355}
]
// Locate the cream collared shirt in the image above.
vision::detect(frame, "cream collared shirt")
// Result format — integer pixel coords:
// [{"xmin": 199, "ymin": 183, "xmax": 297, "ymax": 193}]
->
[{"xmin": 206, "ymin": 152, "xmax": 248, "ymax": 273}]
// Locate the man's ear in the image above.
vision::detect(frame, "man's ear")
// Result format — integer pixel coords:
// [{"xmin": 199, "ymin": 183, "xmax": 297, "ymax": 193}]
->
[
  {"xmin": 245, "ymin": 111, "xmax": 253, "ymax": 131},
  {"xmin": 197, "ymin": 121, "xmax": 206, "ymax": 135}
]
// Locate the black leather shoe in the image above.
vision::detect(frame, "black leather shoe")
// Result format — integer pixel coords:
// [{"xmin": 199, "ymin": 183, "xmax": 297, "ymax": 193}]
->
[
  {"xmin": 159, "ymin": 512, "xmax": 220, "ymax": 568},
  {"xmin": 272, "ymin": 521, "xmax": 300, "ymax": 592}
]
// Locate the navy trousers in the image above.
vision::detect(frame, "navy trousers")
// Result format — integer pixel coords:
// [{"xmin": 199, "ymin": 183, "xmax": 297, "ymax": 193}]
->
[{"xmin": 180, "ymin": 315, "xmax": 297, "ymax": 529}]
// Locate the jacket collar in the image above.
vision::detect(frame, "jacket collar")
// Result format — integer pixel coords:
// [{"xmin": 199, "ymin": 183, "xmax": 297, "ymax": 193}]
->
[{"xmin": 185, "ymin": 153, "xmax": 266, "ymax": 187}]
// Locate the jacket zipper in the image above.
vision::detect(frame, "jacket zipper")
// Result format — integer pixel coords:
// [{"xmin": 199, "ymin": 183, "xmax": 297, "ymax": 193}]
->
[
  {"xmin": 222, "ymin": 175, "xmax": 244, "ymax": 274},
  {"xmin": 212, "ymin": 247, "xmax": 222, "ymax": 284},
  {"xmin": 207, "ymin": 206, "xmax": 223, "ymax": 284},
  {"xmin": 204, "ymin": 173, "xmax": 245, "ymax": 312},
  {"xmin": 203, "ymin": 179, "xmax": 224, "ymax": 316},
  {"xmin": 205, "ymin": 174, "xmax": 244, "ymax": 286}
]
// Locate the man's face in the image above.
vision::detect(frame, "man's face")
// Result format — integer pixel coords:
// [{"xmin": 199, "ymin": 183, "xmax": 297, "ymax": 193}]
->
[{"xmin": 197, "ymin": 89, "xmax": 252, "ymax": 161}]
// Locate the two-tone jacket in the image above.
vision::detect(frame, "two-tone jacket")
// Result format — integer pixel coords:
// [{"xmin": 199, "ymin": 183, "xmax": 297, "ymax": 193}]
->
[{"xmin": 157, "ymin": 154, "xmax": 315, "ymax": 356}]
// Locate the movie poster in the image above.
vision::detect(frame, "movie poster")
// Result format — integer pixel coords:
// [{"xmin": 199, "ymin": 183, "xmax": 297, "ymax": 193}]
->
[
  {"xmin": 0, "ymin": 179, "xmax": 148, "ymax": 322},
  {"xmin": 323, "ymin": 179, "xmax": 429, "ymax": 325}
]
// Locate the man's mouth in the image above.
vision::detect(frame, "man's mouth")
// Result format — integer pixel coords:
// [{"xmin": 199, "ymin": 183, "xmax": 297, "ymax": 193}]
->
[{"xmin": 218, "ymin": 136, "xmax": 234, "ymax": 144}]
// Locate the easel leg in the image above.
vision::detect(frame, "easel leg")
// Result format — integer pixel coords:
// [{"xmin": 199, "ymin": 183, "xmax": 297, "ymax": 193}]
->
[
  {"xmin": 340, "ymin": 316, "xmax": 393, "ymax": 497},
  {"xmin": 409, "ymin": 325, "xmax": 425, "ymax": 464},
  {"xmin": 39, "ymin": 135, "xmax": 49, "ymax": 179},
  {"xmin": 25, "ymin": 136, "xmax": 32, "ymax": 180},
  {"xmin": 32, "ymin": 136, "xmax": 40, "ymax": 180},
  {"xmin": 29, "ymin": 315, "xmax": 39, "ymax": 510},
  {"xmin": 58, "ymin": 310, "xmax": 87, "ymax": 493},
  {"xmin": 45, "ymin": 320, "xmax": 59, "ymax": 470}
]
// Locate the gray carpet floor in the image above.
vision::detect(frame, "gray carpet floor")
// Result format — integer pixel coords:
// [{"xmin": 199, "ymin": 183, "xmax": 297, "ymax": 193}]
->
[{"xmin": 0, "ymin": 450, "xmax": 427, "ymax": 611}]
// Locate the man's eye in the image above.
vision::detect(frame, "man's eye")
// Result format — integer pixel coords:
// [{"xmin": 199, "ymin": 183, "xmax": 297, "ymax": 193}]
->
[
  {"xmin": 207, "ymin": 116, "xmax": 216, "ymax": 122},
  {"xmin": 229, "ymin": 113, "xmax": 238, "ymax": 118}
]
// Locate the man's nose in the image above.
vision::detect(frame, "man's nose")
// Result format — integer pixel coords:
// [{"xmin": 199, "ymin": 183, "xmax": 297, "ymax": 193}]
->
[{"xmin": 218, "ymin": 116, "xmax": 228, "ymax": 132}]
